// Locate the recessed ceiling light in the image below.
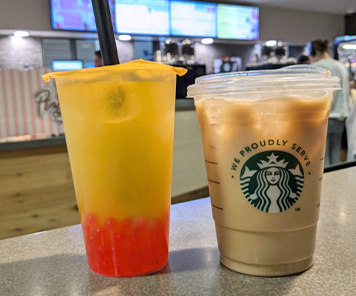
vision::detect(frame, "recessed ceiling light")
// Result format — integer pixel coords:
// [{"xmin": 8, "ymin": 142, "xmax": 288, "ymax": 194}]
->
[
  {"xmin": 343, "ymin": 43, "xmax": 356, "ymax": 50},
  {"xmin": 13, "ymin": 31, "xmax": 29, "ymax": 37},
  {"xmin": 265, "ymin": 40, "xmax": 277, "ymax": 47},
  {"xmin": 201, "ymin": 38, "xmax": 213, "ymax": 44},
  {"xmin": 118, "ymin": 35, "xmax": 131, "ymax": 41}
]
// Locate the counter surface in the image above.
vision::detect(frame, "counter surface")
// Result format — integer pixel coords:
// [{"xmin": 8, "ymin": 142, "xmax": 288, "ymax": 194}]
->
[
  {"xmin": 1, "ymin": 167, "xmax": 356, "ymax": 295},
  {"xmin": 0, "ymin": 135, "xmax": 66, "ymax": 152}
]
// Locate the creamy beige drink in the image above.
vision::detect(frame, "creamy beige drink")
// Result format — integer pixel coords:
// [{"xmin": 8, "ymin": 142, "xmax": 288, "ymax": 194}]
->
[{"xmin": 188, "ymin": 67, "xmax": 340, "ymax": 276}]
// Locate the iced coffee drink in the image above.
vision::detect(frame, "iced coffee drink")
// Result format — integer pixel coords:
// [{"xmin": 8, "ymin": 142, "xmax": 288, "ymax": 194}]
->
[{"xmin": 188, "ymin": 66, "xmax": 340, "ymax": 276}]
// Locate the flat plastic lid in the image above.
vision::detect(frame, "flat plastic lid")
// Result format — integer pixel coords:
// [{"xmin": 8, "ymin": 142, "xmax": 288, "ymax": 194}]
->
[
  {"xmin": 187, "ymin": 66, "xmax": 341, "ymax": 97},
  {"xmin": 42, "ymin": 59, "xmax": 187, "ymax": 82}
]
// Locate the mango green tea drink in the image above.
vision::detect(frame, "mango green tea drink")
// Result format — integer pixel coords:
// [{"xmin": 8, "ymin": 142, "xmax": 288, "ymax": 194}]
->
[
  {"xmin": 43, "ymin": 60, "xmax": 187, "ymax": 277},
  {"xmin": 187, "ymin": 66, "xmax": 340, "ymax": 276}
]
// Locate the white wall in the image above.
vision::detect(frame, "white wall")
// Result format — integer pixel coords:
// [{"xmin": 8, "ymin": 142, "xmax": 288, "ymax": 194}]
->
[
  {"xmin": 0, "ymin": 0, "xmax": 345, "ymax": 43},
  {"xmin": 0, "ymin": 36, "xmax": 43, "ymax": 69},
  {"xmin": 258, "ymin": 5, "xmax": 344, "ymax": 43},
  {"xmin": 0, "ymin": 0, "xmax": 52, "ymax": 31},
  {"xmin": 172, "ymin": 110, "xmax": 207, "ymax": 197}
]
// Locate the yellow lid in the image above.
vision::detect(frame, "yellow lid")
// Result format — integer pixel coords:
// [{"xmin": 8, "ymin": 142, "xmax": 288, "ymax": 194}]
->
[{"xmin": 43, "ymin": 59, "xmax": 187, "ymax": 82}]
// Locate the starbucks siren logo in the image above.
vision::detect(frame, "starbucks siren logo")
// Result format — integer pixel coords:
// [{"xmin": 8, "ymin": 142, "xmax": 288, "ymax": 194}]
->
[{"xmin": 240, "ymin": 151, "xmax": 304, "ymax": 213}]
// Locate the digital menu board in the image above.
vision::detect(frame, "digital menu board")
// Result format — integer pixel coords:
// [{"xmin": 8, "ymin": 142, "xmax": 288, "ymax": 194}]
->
[
  {"xmin": 52, "ymin": 60, "xmax": 84, "ymax": 71},
  {"xmin": 217, "ymin": 4, "xmax": 259, "ymax": 40},
  {"xmin": 170, "ymin": 1, "xmax": 217, "ymax": 37},
  {"xmin": 115, "ymin": 0, "xmax": 170, "ymax": 35},
  {"xmin": 51, "ymin": 0, "xmax": 115, "ymax": 32}
]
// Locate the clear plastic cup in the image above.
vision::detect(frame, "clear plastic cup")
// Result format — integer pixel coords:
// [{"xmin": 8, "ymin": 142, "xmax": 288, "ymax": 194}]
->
[
  {"xmin": 187, "ymin": 66, "xmax": 340, "ymax": 276},
  {"xmin": 43, "ymin": 60, "xmax": 187, "ymax": 277}
]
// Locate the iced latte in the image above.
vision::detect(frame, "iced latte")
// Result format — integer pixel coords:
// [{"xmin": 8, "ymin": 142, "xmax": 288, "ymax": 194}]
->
[{"xmin": 188, "ymin": 67, "xmax": 340, "ymax": 276}]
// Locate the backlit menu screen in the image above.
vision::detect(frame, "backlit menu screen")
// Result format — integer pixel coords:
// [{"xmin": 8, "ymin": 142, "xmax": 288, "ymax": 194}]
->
[
  {"xmin": 170, "ymin": 1, "xmax": 217, "ymax": 37},
  {"xmin": 217, "ymin": 4, "xmax": 259, "ymax": 40},
  {"xmin": 52, "ymin": 60, "xmax": 84, "ymax": 71},
  {"xmin": 51, "ymin": 0, "xmax": 115, "ymax": 32},
  {"xmin": 115, "ymin": 0, "xmax": 170, "ymax": 35}
]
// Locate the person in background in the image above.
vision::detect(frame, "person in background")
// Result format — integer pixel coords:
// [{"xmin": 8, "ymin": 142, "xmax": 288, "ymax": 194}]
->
[
  {"xmin": 297, "ymin": 55, "xmax": 310, "ymax": 64},
  {"xmin": 350, "ymin": 79, "xmax": 356, "ymax": 91},
  {"xmin": 95, "ymin": 50, "xmax": 103, "ymax": 67},
  {"xmin": 308, "ymin": 39, "xmax": 350, "ymax": 166},
  {"xmin": 346, "ymin": 78, "xmax": 356, "ymax": 161}
]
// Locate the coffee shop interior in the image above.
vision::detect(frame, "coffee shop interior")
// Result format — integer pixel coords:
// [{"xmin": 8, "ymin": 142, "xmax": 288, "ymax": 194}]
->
[{"xmin": 0, "ymin": 0, "xmax": 356, "ymax": 240}]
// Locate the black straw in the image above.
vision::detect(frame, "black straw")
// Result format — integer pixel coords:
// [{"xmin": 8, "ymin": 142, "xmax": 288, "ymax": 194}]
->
[{"xmin": 92, "ymin": 0, "xmax": 120, "ymax": 65}]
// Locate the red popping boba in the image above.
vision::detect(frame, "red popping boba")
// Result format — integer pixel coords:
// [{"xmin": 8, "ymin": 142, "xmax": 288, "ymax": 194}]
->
[{"xmin": 81, "ymin": 212, "xmax": 170, "ymax": 277}]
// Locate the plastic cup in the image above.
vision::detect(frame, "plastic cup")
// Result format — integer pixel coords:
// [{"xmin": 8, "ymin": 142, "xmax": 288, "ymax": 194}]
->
[
  {"xmin": 43, "ymin": 60, "xmax": 187, "ymax": 277},
  {"xmin": 187, "ymin": 66, "xmax": 340, "ymax": 276}
]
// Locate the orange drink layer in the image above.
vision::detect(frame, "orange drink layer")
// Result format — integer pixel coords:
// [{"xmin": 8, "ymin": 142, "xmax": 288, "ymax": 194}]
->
[{"xmin": 43, "ymin": 60, "xmax": 187, "ymax": 277}]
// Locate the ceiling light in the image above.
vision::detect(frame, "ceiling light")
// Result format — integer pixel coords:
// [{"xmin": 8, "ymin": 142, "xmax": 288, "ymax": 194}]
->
[
  {"xmin": 265, "ymin": 40, "xmax": 277, "ymax": 47},
  {"xmin": 13, "ymin": 31, "xmax": 29, "ymax": 37},
  {"xmin": 118, "ymin": 35, "xmax": 131, "ymax": 41},
  {"xmin": 342, "ymin": 43, "xmax": 356, "ymax": 50},
  {"xmin": 201, "ymin": 38, "xmax": 213, "ymax": 44}
]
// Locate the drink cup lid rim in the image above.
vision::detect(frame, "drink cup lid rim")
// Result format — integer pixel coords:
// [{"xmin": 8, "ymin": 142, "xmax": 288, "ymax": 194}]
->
[{"xmin": 187, "ymin": 65, "xmax": 341, "ymax": 97}]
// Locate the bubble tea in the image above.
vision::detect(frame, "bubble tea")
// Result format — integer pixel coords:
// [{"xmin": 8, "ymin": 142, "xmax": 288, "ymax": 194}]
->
[
  {"xmin": 187, "ymin": 67, "xmax": 340, "ymax": 276},
  {"xmin": 43, "ymin": 60, "xmax": 187, "ymax": 277}
]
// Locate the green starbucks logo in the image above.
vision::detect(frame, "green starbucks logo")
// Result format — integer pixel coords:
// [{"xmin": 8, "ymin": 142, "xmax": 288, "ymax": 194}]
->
[{"xmin": 240, "ymin": 151, "xmax": 304, "ymax": 213}]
